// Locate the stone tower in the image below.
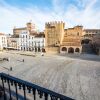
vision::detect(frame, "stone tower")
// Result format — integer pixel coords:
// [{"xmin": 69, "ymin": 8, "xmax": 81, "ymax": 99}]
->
[
  {"xmin": 26, "ymin": 22, "xmax": 35, "ymax": 32},
  {"xmin": 44, "ymin": 21, "xmax": 65, "ymax": 53}
]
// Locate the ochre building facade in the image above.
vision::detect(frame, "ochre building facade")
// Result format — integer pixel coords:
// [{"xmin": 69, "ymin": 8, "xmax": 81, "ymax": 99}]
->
[
  {"xmin": 45, "ymin": 21, "xmax": 65, "ymax": 53},
  {"xmin": 60, "ymin": 26, "xmax": 83, "ymax": 53},
  {"xmin": 13, "ymin": 22, "xmax": 37, "ymax": 37},
  {"xmin": 45, "ymin": 21, "xmax": 83, "ymax": 54}
]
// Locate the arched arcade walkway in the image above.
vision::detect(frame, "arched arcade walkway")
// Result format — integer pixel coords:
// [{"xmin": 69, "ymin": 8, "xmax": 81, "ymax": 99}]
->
[
  {"xmin": 62, "ymin": 47, "xmax": 67, "ymax": 51},
  {"xmin": 75, "ymin": 48, "xmax": 80, "ymax": 53},
  {"xmin": 68, "ymin": 47, "xmax": 74, "ymax": 53}
]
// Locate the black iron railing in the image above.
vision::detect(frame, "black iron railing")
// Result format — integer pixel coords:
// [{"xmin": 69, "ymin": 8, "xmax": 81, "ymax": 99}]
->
[{"xmin": 0, "ymin": 73, "xmax": 74, "ymax": 100}]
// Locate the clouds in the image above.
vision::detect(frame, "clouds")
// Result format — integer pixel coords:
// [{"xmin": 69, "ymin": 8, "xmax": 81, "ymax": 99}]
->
[{"xmin": 0, "ymin": 0, "xmax": 100, "ymax": 34}]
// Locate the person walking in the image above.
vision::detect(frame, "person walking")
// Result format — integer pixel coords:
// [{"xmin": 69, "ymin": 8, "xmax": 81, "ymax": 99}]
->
[{"xmin": 23, "ymin": 59, "xmax": 24, "ymax": 62}]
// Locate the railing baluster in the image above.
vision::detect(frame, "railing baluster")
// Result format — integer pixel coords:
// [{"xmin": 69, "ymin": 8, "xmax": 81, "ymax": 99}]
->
[
  {"xmin": 38, "ymin": 90, "xmax": 43, "ymax": 98},
  {"xmin": 44, "ymin": 93, "xmax": 48, "ymax": 100},
  {"xmin": 33, "ymin": 89, "xmax": 36, "ymax": 100},
  {"xmin": 23, "ymin": 85, "xmax": 26, "ymax": 100},
  {"xmin": 1, "ymin": 77, "xmax": 6, "ymax": 100},
  {"xmin": 50, "ymin": 95, "xmax": 58, "ymax": 100},
  {"xmin": 7, "ymin": 79, "xmax": 12, "ymax": 100},
  {"xmin": 14, "ymin": 82, "xmax": 18, "ymax": 100}
]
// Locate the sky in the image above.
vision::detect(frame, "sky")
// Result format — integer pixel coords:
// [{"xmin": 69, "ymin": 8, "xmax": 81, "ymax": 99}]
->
[{"xmin": 0, "ymin": 0, "xmax": 100, "ymax": 34}]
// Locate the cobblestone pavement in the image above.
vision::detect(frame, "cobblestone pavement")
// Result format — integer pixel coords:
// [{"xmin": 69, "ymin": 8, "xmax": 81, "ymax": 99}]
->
[{"xmin": 0, "ymin": 51, "xmax": 100, "ymax": 100}]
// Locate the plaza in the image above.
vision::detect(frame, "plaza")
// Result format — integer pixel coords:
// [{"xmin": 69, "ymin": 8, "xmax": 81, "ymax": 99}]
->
[{"xmin": 0, "ymin": 51, "xmax": 100, "ymax": 100}]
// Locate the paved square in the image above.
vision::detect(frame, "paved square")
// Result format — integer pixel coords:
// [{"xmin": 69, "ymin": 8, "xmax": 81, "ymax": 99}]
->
[{"xmin": 0, "ymin": 51, "xmax": 100, "ymax": 100}]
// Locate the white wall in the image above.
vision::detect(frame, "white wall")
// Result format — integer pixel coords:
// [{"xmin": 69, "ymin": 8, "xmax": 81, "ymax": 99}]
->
[
  {"xmin": 19, "ymin": 30, "xmax": 45, "ymax": 52},
  {"xmin": 0, "ymin": 35, "xmax": 7, "ymax": 50}
]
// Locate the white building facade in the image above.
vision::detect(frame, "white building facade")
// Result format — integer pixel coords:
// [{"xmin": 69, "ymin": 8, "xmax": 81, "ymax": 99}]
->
[
  {"xmin": 0, "ymin": 33, "xmax": 7, "ymax": 50},
  {"xmin": 19, "ymin": 30, "xmax": 45, "ymax": 52}
]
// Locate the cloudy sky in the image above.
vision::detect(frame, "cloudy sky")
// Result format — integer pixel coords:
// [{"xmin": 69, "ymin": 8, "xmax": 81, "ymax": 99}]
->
[{"xmin": 0, "ymin": 0, "xmax": 100, "ymax": 34}]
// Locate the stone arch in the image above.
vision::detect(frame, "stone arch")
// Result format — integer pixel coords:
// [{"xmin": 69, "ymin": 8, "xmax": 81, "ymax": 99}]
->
[
  {"xmin": 81, "ymin": 39, "xmax": 91, "ymax": 44},
  {"xmin": 68, "ymin": 47, "xmax": 74, "ymax": 53},
  {"xmin": 62, "ymin": 47, "xmax": 67, "ymax": 51},
  {"xmin": 42, "ymin": 48, "xmax": 46, "ymax": 52},
  {"xmin": 75, "ymin": 48, "xmax": 80, "ymax": 52}
]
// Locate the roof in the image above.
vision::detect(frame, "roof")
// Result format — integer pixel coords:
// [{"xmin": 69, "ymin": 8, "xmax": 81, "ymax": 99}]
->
[
  {"xmin": 30, "ymin": 31, "xmax": 38, "ymax": 35},
  {"xmin": 67, "ymin": 28, "xmax": 74, "ymax": 30},
  {"xmin": 13, "ymin": 27, "xmax": 27, "ymax": 30},
  {"xmin": 84, "ymin": 29, "xmax": 100, "ymax": 31},
  {"xmin": 11, "ymin": 35, "xmax": 19, "ymax": 38},
  {"xmin": 35, "ymin": 33, "xmax": 45, "ymax": 38}
]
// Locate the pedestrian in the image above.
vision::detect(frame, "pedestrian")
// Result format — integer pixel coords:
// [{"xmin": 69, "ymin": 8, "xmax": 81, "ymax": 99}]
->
[
  {"xmin": 10, "ymin": 67, "xmax": 12, "ymax": 71},
  {"xmin": 41, "ymin": 52, "xmax": 44, "ymax": 56},
  {"xmin": 23, "ymin": 59, "xmax": 24, "ymax": 62},
  {"xmin": 8, "ymin": 57, "xmax": 10, "ymax": 62}
]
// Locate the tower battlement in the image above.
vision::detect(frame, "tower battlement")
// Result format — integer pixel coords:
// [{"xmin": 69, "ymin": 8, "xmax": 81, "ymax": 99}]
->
[{"xmin": 45, "ymin": 21, "xmax": 65, "ymax": 28}]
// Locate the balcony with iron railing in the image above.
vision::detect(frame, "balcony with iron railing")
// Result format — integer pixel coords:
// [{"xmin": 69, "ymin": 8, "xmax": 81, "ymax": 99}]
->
[{"xmin": 0, "ymin": 73, "xmax": 74, "ymax": 100}]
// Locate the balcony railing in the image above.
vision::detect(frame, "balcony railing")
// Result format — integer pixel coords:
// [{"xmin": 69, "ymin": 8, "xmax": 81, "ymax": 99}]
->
[{"xmin": 0, "ymin": 73, "xmax": 74, "ymax": 100}]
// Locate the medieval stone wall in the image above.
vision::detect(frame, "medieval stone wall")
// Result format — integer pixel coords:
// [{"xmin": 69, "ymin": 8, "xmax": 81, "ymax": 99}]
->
[
  {"xmin": 60, "ymin": 26, "xmax": 83, "ymax": 53},
  {"xmin": 45, "ymin": 21, "xmax": 65, "ymax": 53}
]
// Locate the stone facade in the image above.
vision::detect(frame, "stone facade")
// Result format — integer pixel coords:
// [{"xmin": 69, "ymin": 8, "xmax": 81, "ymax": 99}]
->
[
  {"xmin": 81, "ymin": 29, "xmax": 100, "ymax": 52},
  {"xmin": 13, "ymin": 21, "xmax": 37, "ymax": 37},
  {"xmin": 60, "ymin": 26, "xmax": 83, "ymax": 54},
  {"xmin": 13, "ymin": 27, "xmax": 26, "ymax": 37},
  {"xmin": 44, "ymin": 21, "xmax": 65, "ymax": 53},
  {"xmin": 83, "ymin": 29, "xmax": 100, "ymax": 40},
  {"xmin": 7, "ymin": 38, "xmax": 20, "ymax": 50},
  {"xmin": 44, "ymin": 21, "xmax": 83, "ymax": 54},
  {"xmin": 92, "ymin": 34, "xmax": 100, "ymax": 55}
]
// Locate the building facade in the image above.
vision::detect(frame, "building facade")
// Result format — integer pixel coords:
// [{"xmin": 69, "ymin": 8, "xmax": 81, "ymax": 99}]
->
[
  {"xmin": 13, "ymin": 21, "xmax": 37, "ymax": 37},
  {"xmin": 92, "ymin": 34, "xmax": 100, "ymax": 55},
  {"xmin": 19, "ymin": 30, "xmax": 45, "ymax": 52},
  {"xmin": 7, "ymin": 37, "xmax": 20, "ymax": 50},
  {"xmin": 0, "ymin": 33, "xmax": 7, "ymax": 50},
  {"xmin": 45, "ymin": 21, "xmax": 65, "ymax": 53},
  {"xmin": 44, "ymin": 21, "xmax": 83, "ymax": 54},
  {"xmin": 83, "ymin": 29, "xmax": 100, "ymax": 40},
  {"xmin": 60, "ymin": 26, "xmax": 83, "ymax": 53}
]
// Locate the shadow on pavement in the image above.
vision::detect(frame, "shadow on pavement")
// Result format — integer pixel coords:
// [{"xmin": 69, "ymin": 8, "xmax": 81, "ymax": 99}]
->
[{"xmin": 59, "ymin": 53, "xmax": 100, "ymax": 62}]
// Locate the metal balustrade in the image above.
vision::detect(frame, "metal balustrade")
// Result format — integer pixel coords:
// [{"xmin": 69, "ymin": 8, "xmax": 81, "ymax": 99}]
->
[{"xmin": 0, "ymin": 73, "xmax": 74, "ymax": 100}]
